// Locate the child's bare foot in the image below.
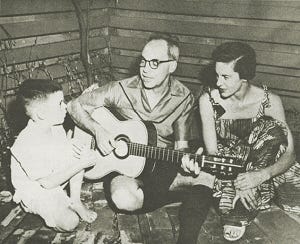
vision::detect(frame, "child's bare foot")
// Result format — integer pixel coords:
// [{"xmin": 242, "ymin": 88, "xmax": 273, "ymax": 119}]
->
[{"xmin": 70, "ymin": 201, "xmax": 97, "ymax": 223}]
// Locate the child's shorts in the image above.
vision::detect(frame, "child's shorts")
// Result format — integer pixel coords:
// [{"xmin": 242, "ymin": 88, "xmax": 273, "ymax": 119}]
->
[{"xmin": 16, "ymin": 186, "xmax": 71, "ymax": 228}]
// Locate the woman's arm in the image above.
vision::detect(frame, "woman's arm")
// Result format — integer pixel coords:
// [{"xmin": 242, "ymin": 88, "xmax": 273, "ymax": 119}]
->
[
  {"xmin": 262, "ymin": 93, "xmax": 296, "ymax": 178},
  {"xmin": 199, "ymin": 93, "xmax": 218, "ymax": 155},
  {"xmin": 235, "ymin": 93, "xmax": 296, "ymax": 190}
]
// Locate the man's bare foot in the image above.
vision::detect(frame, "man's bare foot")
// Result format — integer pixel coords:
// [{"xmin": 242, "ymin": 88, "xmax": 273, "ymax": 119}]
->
[{"xmin": 70, "ymin": 201, "xmax": 97, "ymax": 223}]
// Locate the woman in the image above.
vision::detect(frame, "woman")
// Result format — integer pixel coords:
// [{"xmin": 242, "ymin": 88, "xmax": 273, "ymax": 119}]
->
[{"xmin": 180, "ymin": 42, "xmax": 296, "ymax": 242}]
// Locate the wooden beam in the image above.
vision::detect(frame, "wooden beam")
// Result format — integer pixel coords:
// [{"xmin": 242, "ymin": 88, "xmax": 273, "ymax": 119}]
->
[
  {"xmin": 110, "ymin": 35, "xmax": 300, "ymax": 69},
  {"xmin": 0, "ymin": 0, "xmax": 111, "ymax": 17},
  {"xmin": 0, "ymin": 36, "xmax": 107, "ymax": 66},
  {"xmin": 0, "ymin": 10, "xmax": 109, "ymax": 40},
  {"xmin": 110, "ymin": 16, "xmax": 300, "ymax": 45},
  {"xmin": 115, "ymin": 29, "xmax": 300, "ymax": 55},
  {"xmin": 116, "ymin": 0, "xmax": 300, "ymax": 22},
  {"xmin": 111, "ymin": 54, "xmax": 300, "ymax": 93}
]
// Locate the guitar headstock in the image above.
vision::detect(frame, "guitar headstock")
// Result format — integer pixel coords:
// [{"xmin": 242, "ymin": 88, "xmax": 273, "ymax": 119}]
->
[{"xmin": 201, "ymin": 155, "xmax": 245, "ymax": 180}]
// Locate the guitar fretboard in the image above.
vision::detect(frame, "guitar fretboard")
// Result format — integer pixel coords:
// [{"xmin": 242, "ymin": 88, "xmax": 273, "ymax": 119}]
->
[{"xmin": 127, "ymin": 142, "xmax": 242, "ymax": 169}]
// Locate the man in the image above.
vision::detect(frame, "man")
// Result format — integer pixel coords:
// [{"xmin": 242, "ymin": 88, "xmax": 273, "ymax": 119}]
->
[{"xmin": 67, "ymin": 33, "xmax": 213, "ymax": 243}]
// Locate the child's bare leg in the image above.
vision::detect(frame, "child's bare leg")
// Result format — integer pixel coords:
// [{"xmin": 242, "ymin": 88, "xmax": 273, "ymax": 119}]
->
[
  {"xmin": 69, "ymin": 170, "xmax": 97, "ymax": 223},
  {"xmin": 32, "ymin": 188, "xmax": 80, "ymax": 232},
  {"xmin": 52, "ymin": 207, "xmax": 80, "ymax": 232}
]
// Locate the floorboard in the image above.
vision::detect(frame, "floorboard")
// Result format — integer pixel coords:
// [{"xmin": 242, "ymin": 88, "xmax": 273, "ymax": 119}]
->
[{"xmin": 1, "ymin": 182, "xmax": 300, "ymax": 244}]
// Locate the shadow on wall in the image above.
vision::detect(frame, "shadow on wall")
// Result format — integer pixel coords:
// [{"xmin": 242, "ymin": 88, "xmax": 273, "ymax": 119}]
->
[
  {"xmin": 129, "ymin": 56, "xmax": 140, "ymax": 76},
  {"xmin": 7, "ymin": 98, "xmax": 28, "ymax": 137},
  {"xmin": 285, "ymin": 109, "xmax": 300, "ymax": 161},
  {"xmin": 198, "ymin": 62, "xmax": 217, "ymax": 89}
]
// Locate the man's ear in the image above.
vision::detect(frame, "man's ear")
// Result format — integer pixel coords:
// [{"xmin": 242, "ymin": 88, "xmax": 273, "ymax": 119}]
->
[{"xmin": 168, "ymin": 61, "xmax": 178, "ymax": 73}]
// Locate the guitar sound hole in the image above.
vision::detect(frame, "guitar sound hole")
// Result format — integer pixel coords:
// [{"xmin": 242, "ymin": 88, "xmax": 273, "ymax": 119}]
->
[{"xmin": 114, "ymin": 138, "xmax": 129, "ymax": 158}]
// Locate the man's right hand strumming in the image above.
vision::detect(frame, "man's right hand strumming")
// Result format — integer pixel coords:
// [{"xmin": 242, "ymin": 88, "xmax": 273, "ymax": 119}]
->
[{"xmin": 95, "ymin": 126, "xmax": 116, "ymax": 156}]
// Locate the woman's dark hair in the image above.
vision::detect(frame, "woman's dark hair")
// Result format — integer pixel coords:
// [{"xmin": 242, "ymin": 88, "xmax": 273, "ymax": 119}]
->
[{"xmin": 212, "ymin": 42, "xmax": 256, "ymax": 80}]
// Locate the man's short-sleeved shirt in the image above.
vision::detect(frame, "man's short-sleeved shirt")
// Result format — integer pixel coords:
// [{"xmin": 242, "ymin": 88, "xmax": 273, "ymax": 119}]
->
[{"xmin": 85, "ymin": 75, "xmax": 195, "ymax": 148}]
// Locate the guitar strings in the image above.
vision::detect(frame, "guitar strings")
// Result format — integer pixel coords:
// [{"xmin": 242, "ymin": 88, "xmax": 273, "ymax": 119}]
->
[{"xmin": 126, "ymin": 142, "xmax": 242, "ymax": 168}]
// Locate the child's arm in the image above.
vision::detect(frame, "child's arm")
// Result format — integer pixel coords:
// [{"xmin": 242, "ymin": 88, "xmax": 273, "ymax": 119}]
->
[{"xmin": 37, "ymin": 146, "xmax": 96, "ymax": 189}]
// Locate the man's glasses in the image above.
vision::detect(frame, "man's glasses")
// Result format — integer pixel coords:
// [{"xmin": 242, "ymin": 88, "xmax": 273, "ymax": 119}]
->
[{"xmin": 139, "ymin": 57, "xmax": 175, "ymax": 69}]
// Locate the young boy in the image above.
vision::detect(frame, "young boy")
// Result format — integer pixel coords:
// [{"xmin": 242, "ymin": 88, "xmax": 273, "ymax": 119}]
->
[{"xmin": 10, "ymin": 79, "xmax": 97, "ymax": 232}]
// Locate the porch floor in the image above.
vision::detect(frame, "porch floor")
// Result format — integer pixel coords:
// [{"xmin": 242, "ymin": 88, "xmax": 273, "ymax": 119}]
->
[{"xmin": 0, "ymin": 181, "xmax": 300, "ymax": 244}]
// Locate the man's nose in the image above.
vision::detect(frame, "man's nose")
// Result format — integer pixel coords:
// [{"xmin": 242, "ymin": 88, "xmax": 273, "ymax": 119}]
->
[
  {"xmin": 216, "ymin": 77, "xmax": 223, "ymax": 87},
  {"xmin": 142, "ymin": 62, "xmax": 152, "ymax": 72}
]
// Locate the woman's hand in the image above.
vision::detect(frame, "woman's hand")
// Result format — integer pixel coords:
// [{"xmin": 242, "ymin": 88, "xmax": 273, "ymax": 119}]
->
[
  {"xmin": 234, "ymin": 188, "xmax": 258, "ymax": 210},
  {"xmin": 181, "ymin": 147, "xmax": 203, "ymax": 175},
  {"xmin": 234, "ymin": 170, "xmax": 270, "ymax": 190}
]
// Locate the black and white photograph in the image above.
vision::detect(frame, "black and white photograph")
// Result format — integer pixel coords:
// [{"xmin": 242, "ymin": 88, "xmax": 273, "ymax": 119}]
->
[{"xmin": 0, "ymin": 0, "xmax": 299, "ymax": 243}]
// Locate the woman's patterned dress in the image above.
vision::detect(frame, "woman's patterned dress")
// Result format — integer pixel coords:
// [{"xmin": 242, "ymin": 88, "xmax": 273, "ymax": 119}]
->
[{"xmin": 210, "ymin": 87, "xmax": 289, "ymax": 225}]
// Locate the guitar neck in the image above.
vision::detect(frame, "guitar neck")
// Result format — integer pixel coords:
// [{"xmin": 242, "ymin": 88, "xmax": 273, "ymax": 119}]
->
[
  {"xmin": 128, "ymin": 142, "xmax": 187, "ymax": 164},
  {"xmin": 127, "ymin": 142, "xmax": 242, "ymax": 169}
]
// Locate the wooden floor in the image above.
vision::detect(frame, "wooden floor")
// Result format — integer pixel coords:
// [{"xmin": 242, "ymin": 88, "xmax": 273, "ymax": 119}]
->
[{"xmin": 1, "ymin": 181, "xmax": 300, "ymax": 244}]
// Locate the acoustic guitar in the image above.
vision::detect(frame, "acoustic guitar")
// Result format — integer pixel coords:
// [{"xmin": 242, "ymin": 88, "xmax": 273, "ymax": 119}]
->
[{"xmin": 74, "ymin": 107, "xmax": 244, "ymax": 180}]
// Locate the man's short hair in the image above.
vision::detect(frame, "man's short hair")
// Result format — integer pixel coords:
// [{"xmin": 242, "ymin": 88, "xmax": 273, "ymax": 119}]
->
[
  {"xmin": 18, "ymin": 79, "xmax": 62, "ymax": 117},
  {"xmin": 147, "ymin": 33, "xmax": 180, "ymax": 61},
  {"xmin": 212, "ymin": 42, "xmax": 256, "ymax": 80}
]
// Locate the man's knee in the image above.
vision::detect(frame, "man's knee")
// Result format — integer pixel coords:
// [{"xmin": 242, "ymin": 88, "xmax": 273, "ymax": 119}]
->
[
  {"xmin": 111, "ymin": 187, "xmax": 143, "ymax": 211},
  {"xmin": 110, "ymin": 176, "xmax": 144, "ymax": 211}
]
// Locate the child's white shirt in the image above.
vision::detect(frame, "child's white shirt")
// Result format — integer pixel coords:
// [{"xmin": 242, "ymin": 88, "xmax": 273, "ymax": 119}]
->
[{"xmin": 10, "ymin": 119, "xmax": 73, "ymax": 204}]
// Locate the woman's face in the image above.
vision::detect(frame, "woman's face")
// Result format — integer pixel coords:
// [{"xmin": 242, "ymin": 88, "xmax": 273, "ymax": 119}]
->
[{"xmin": 215, "ymin": 61, "xmax": 244, "ymax": 98}]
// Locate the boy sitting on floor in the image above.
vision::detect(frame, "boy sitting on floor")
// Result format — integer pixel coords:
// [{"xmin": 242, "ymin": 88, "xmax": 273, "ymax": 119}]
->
[{"xmin": 10, "ymin": 79, "xmax": 97, "ymax": 231}]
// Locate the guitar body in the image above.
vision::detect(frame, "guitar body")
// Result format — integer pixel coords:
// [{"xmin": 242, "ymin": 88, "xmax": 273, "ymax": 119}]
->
[
  {"xmin": 74, "ymin": 107, "xmax": 244, "ymax": 180},
  {"xmin": 74, "ymin": 107, "xmax": 156, "ymax": 180}
]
